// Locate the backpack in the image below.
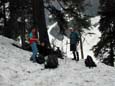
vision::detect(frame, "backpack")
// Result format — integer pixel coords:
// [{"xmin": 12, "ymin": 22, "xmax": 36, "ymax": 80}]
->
[
  {"xmin": 36, "ymin": 54, "xmax": 45, "ymax": 64},
  {"xmin": 85, "ymin": 55, "xmax": 97, "ymax": 68},
  {"xmin": 102, "ymin": 57, "xmax": 114, "ymax": 67},
  {"xmin": 55, "ymin": 47, "xmax": 63, "ymax": 59},
  {"xmin": 44, "ymin": 54, "xmax": 58, "ymax": 69}
]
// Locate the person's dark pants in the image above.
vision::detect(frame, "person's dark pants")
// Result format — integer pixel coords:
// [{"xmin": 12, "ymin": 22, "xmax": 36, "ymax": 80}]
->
[
  {"xmin": 72, "ymin": 51, "xmax": 79, "ymax": 61},
  {"xmin": 70, "ymin": 44, "xmax": 79, "ymax": 61}
]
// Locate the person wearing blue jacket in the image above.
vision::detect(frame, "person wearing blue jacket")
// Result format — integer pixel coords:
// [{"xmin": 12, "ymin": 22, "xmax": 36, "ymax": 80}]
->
[{"xmin": 70, "ymin": 28, "xmax": 80, "ymax": 61}]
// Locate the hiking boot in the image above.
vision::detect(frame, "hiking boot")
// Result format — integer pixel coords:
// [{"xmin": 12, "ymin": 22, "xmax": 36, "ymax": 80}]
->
[
  {"xmin": 30, "ymin": 57, "xmax": 33, "ymax": 61},
  {"xmin": 32, "ymin": 60, "xmax": 37, "ymax": 63},
  {"xmin": 58, "ymin": 57, "xmax": 64, "ymax": 59},
  {"xmin": 76, "ymin": 59, "xmax": 79, "ymax": 61},
  {"xmin": 72, "ymin": 58, "xmax": 76, "ymax": 60}
]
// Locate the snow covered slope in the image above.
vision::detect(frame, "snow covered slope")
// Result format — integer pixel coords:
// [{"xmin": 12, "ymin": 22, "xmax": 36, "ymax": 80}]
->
[
  {"xmin": 81, "ymin": 16, "xmax": 101, "ymax": 62},
  {"xmin": 0, "ymin": 23, "xmax": 115, "ymax": 86}
]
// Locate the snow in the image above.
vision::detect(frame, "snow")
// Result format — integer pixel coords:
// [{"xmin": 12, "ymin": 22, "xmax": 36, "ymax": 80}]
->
[
  {"xmin": 0, "ymin": 16, "xmax": 115, "ymax": 86},
  {"xmin": 81, "ymin": 16, "xmax": 101, "ymax": 62}
]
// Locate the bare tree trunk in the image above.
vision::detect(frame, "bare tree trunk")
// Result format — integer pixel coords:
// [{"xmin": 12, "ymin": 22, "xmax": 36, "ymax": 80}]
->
[
  {"xmin": 3, "ymin": 2, "xmax": 6, "ymax": 26},
  {"xmin": 31, "ymin": 0, "xmax": 51, "ymax": 48},
  {"xmin": 2, "ymin": 2, "xmax": 7, "ymax": 36},
  {"xmin": 18, "ymin": 21, "xmax": 26, "ymax": 49},
  {"xmin": 79, "ymin": 32, "xmax": 84, "ymax": 59}
]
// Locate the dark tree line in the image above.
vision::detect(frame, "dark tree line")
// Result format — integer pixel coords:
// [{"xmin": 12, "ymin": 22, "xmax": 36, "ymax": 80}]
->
[
  {"xmin": 93, "ymin": 0, "xmax": 115, "ymax": 66},
  {"xmin": 0, "ymin": 0, "xmax": 8, "ymax": 33},
  {"xmin": 0, "ymin": 0, "xmax": 32, "ymax": 37}
]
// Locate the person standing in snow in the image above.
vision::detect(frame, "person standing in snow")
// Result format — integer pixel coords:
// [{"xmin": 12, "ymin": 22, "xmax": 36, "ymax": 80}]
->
[
  {"xmin": 70, "ymin": 28, "xmax": 80, "ymax": 61},
  {"xmin": 29, "ymin": 26, "xmax": 39, "ymax": 62}
]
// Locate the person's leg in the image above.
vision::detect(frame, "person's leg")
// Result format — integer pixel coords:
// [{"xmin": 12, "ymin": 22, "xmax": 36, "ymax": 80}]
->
[
  {"xmin": 76, "ymin": 51, "xmax": 79, "ymax": 61},
  {"xmin": 31, "ymin": 42, "xmax": 38, "ymax": 62},
  {"xmin": 72, "ymin": 51, "xmax": 76, "ymax": 60},
  {"xmin": 70, "ymin": 44, "xmax": 76, "ymax": 60}
]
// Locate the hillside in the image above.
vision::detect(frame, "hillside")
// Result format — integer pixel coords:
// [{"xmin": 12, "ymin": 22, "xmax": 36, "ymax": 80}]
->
[{"xmin": 0, "ymin": 27, "xmax": 115, "ymax": 86}]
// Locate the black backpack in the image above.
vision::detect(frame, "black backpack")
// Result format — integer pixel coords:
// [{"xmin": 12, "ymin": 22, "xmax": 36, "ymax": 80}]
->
[
  {"xmin": 102, "ymin": 57, "xmax": 114, "ymax": 67},
  {"xmin": 36, "ymin": 54, "xmax": 45, "ymax": 64},
  {"xmin": 45, "ymin": 54, "xmax": 58, "ymax": 69},
  {"xmin": 55, "ymin": 47, "xmax": 63, "ymax": 59},
  {"xmin": 85, "ymin": 55, "xmax": 97, "ymax": 68}
]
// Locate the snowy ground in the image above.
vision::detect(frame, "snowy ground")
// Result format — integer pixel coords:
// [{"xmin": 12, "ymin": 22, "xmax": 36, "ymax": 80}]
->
[
  {"xmin": 0, "ymin": 16, "xmax": 115, "ymax": 86},
  {"xmin": 0, "ymin": 36, "xmax": 115, "ymax": 86}
]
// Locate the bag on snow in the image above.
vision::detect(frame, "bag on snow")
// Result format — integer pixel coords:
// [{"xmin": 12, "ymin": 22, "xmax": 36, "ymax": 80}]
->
[
  {"xmin": 36, "ymin": 54, "xmax": 45, "ymax": 64},
  {"xmin": 44, "ymin": 54, "xmax": 58, "ymax": 69},
  {"xmin": 85, "ymin": 55, "xmax": 97, "ymax": 68},
  {"xmin": 55, "ymin": 47, "xmax": 63, "ymax": 59},
  {"xmin": 102, "ymin": 57, "xmax": 114, "ymax": 67}
]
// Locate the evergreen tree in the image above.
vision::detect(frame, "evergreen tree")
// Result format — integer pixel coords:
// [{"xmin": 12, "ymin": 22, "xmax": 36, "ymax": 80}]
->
[
  {"xmin": 6, "ymin": 0, "xmax": 32, "ymax": 39},
  {"xmin": 45, "ymin": 4, "xmax": 67, "ymax": 35},
  {"xmin": 93, "ymin": 0, "xmax": 115, "ymax": 66},
  {"xmin": 45, "ymin": 0, "xmax": 91, "ymax": 59},
  {"xmin": 0, "ymin": 0, "xmax": 32, "ymax": 49},
  {"xmin": 58, "ymin": 0, "xmax": 91, "ymax": 59},
  {"xmin": 46, "ymin": 0, "xmax": 90, "ymax": 33},
  {"xmin": 0, "ymin": 0, "xmax": 8, "ymax": 33}
]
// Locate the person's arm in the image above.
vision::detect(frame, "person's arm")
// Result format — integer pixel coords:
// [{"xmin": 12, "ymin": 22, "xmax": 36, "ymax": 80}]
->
[
  {"xmin": 75, "ymin": 32, "xmax": 80, "ymax": 45},
  {"xmin": 30, "ymin": 32, "xmax": 39, "ymax": 42}
]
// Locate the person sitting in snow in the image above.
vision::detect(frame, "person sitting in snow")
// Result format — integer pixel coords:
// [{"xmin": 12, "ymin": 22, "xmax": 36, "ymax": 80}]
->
[
  {"xmin": 29, "ymin": 26, "xmax": 39, "ymax": 62},
  {"xmin": 70, "ymin": 28, "xmax": 80, "ymax": 61}
]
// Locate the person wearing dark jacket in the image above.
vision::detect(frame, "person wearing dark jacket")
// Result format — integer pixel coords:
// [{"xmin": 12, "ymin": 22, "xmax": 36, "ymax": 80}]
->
[{"xmin": 70, "ymin": 28, "xmax": 80, "ymax": 61}]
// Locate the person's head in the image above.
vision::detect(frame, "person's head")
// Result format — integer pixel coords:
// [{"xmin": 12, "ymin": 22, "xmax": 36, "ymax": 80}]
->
[
  {"xmin": 31, "ymin": 26, "xmax": 37, "ymax": 33},
  {"xmin": 75, "ymin": 26, "xmax": 79, "ymax": 32},
  {"xmin": 41, "ymin": 42, "xmax": 45, "ymax": 47},
  {"xmin": 69, "ymin": 27, "xmax": 74, "ymax": 32}
]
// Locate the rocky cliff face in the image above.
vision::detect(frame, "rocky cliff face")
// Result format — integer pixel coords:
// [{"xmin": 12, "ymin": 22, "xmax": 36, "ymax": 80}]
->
[
  {"xmin": 45, "ymin": 0, "xmax": 100, "ymax": 25},
  {"xmin": 84, "ymin": 0, "xmax": 100, "ymax": 16}
]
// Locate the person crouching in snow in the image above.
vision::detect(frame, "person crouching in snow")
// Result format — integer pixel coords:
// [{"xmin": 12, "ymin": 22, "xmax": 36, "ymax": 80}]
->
[
  {"xmin": 70, "ymin": 28, "xmax": 80, "ymax": 61},
  {"xmin": 29, "ymin": 26, "xmax": 39, "ymax": 62}
]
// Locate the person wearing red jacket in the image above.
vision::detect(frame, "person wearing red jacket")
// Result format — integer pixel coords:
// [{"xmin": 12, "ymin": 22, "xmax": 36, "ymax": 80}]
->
[{"xmin": 29, "ymin": 26, "xmax": 39, "ymax": 62}]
